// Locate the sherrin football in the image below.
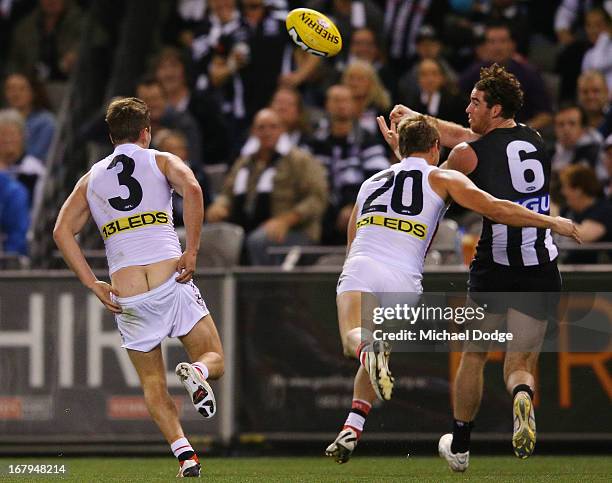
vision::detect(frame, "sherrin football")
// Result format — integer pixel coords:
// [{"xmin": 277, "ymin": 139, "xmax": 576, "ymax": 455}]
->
[{"xmin": 286, "ymin": 8, "xmax": 342, "ymax": 57}]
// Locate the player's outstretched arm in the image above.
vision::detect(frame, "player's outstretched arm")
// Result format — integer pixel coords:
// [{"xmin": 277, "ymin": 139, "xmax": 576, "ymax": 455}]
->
[
  {"xmin": 430, "ymin": 169, "xmax": 582, "ymax": 242},
  {"xmin": 389, "ymin": 104, "xmax": 480, "ymax": 148},
  {"xmin": 156, "ymin": 153, "xmax": 203, "ymax": 283},
  {"xmin": 53, "ymin": 174, "xmax": 122, "ymax": 313}
]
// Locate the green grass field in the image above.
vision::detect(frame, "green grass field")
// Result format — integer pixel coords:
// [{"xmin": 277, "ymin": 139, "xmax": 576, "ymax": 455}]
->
[{"xmin": 1, "ymin": 456, "xmax": 611, "ymax": 482}]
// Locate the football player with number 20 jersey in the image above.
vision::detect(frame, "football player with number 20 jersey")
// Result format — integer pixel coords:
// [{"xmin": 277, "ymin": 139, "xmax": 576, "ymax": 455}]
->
[{"xmin": 325, "ymin": 114, "xmax": 579, "ymax": 464}]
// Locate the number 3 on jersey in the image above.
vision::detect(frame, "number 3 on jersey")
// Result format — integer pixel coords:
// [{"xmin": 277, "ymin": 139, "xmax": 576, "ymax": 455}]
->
[
  {"xmin": 506, "ymin": 140, "xmax": 545, "ymax": 193},
  {"xmin": 107, "ymin": 154, "xmax": 143, "ymax": 211},
  {"xmin": 361, "ymin": 170, "xmax": 423, "ymax": 216}
]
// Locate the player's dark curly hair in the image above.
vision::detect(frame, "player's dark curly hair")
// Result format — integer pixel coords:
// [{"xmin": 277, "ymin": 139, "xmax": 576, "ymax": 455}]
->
[
  {"xmin": 398, "ymin": 115, "xmax": 440, "ymax": 158},
  {"xmin": 474, "ymin": 63, "xmax": 523, "ymax": 119}
]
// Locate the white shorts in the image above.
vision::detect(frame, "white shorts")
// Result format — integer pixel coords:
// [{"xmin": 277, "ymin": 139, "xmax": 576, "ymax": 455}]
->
[
  {"xmin": 113, "ymin": 275, "xmax": 209, "ymax": 352},
  {"xmin": 337, "ymin": 255, "xmax": 423, "ymax": 297}
]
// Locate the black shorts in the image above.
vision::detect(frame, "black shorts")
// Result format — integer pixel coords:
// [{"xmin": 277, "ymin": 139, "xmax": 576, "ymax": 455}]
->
[{"xmin": 468, "ymin": 259, "xmax": 562, "ymax": 321}]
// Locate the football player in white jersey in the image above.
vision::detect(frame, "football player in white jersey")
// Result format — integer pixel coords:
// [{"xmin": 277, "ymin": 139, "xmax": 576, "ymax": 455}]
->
[
  {"xmin": 54, "ymin": 98, "xmax": 222, "ymax": 477},
  {"xmin": 325, "ymin": 116, "xmax": 580, "ymax": 464}
]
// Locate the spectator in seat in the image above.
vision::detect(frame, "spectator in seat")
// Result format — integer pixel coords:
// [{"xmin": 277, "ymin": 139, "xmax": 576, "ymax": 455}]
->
[
  {"xmin": 560, "ymin": 164, "xmax": 612, "ymax": 263},
  {"xmin": 199, "ymin": 0, "xmax": 251, "ymax": 149},
  {"xmin": 0, "ymin": 171, "xmax": 30, "ymax": 256},
  {"xmin": 136, "ymin": 77, "xmax": 204, "ymax": 173},
  {"xmin": 240, "ymin": 0, "xmax": 319, "ymax": 123},
  {"xmin": 396, "ymin": 24, "xmax": 458, "ymax": 103},
  {"xmin": 0, "ymin": 0, "xmax": 36, "ymax": 72},
  {"xmin": 153, "ymin": 46, "xmax": 230, "ymax": 165},
  {"xmin": 0, "ymin": 108, "xmax": 45, "ymax": 209},
  {"xmin": 399, "ymin": 58, "xmax": 468, "ymax": 127},
  {"xmin": 161, "ymin": 0, "xmax": 208, "ymax": 49},
  {"xmin": 207, "ymin": 108, "xmax": 328, "ymax": 265},
  {"xmin": 581, "ymin": 7, "xmax": 612, "ymax": 93},
  {"xmin": 459, "ymin": 22, "xmax": 553, "ymax": 130},
  {"xmin": 9, "ymin": 0, "xmax": 98, "ymax": 81},
  {"xmin": 3, "ymin": 71, "xmax": 56, "ymax": 161},
  {"xmin": 577, "ymin": 69, "xmax": 610, "ymax": 130},
  {"xmin": 551, "ymin": 104, "xmax": 603, "ymax": 173},
  {"xmin": 306, "ymin": 84, "xmax": 389, "ymax": 245},
  {"xmin": 269, "ymin": 87, "xmax": 314, "ymax": 149},
  {"xmin": 341, "ymin": 60, "xmax": 391, "ymax": 134},
  {"xmin": 241, "ymin": 87, "xmax": 315, "ymax": 156},
  {"xmin": 333, "ymin": 27, "xmax": 395, "ymax": 97},
  {"xmin": 191, "ymin": 0, "xmax": 246, "ymax": 94}
]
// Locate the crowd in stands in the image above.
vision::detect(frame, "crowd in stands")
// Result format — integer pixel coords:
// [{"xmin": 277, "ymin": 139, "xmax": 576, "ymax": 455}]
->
[{"xmin": 1, "ymin": 0, "xmax": 612, "ymax": 265}]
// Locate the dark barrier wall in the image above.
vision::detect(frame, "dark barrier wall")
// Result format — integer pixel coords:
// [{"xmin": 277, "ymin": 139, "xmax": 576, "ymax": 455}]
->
[
  {"xmin": 236, "ymin": 270, "xmax": 612, "ymax": 441},
  {"xmin": 0, "ymin": 274, "xmax": 226, "ymax": 443},
  {"xmin": 0, "ymin": 269, "xmax": 610, "ymax": 445}
]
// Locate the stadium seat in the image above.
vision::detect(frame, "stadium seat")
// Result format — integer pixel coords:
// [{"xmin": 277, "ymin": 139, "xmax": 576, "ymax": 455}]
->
[
  {"xmin": 203, "ymin": 164, "xmax": 228, "ymax": 199},
  {"xmin": 424, "ymin": 249, "xmax": 443, "ymax": 265},
  {"xmin": 194, "ymin": 222, "xmax": 245, "ymax": 268},
  {"xmin": 430, "ymin": 219, "xmax": 460, "ymax": 264},
  {"xmin": 315, "ymin": 253, "xmax": 347, "ymax": 267}
]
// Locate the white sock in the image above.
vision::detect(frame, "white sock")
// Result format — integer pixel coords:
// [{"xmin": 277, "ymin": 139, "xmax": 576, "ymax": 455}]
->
[
  {"xmin": 170, "ymin": 437, "xmax": 193, "ymax": 459},
  {"xmin": 348, "ymin": 328, "xmax": 373, "ymax": 367},
  {"xmin": 193, "ymin": 361, "xmax": 209, "ymax": 380}
]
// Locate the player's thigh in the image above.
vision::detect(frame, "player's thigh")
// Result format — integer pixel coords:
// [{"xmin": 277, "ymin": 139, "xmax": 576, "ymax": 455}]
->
[
  {"xmin": 127, "ymin": 345, "xmax": 168, "ymax": 390},
  {"xmin": 463, "ymin": 302, "xmax": 506, "ymax": 353},
  {"xmin": 506, "ymin": 307, "xmax": 547, "ymax": 354},
  {"xmin": 336, "ymin": 291, "xmax": 378, "ymax": 338},
  {"xmin": 179, "ymin": 314, "xmax": 224, "ymax": 361}
]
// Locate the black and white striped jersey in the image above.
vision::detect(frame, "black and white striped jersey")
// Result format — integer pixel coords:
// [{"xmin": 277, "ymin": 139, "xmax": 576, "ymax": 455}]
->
[
  {"xmin": 306, "ymin": 124, "xmax": 390, "ymax": 208},
  {"xmin": 468, "ymin": 124, "xmax": 558, "ymax": 267}
]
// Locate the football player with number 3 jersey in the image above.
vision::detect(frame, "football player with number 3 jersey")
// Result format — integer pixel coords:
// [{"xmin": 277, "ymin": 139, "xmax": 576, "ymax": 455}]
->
[
  {"xmin": 54, "ymin": 98, "xmax": 223, "ymax": 478},
  {"xmin": 325, "ymin": 114, "xmax": 580, "ymax": 465},
  {"xmin": 390, "ymin": 64, "xmax": 568, "ymax": 471}
]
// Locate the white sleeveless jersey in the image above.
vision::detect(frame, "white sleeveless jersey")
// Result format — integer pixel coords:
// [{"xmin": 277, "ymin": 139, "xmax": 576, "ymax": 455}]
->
[
  {"xmin": 86, "ymin": 143, "xmax": 182, "ymax": 275},
  {"xmin": 348, "ymin": 156, "xmax": 447, "ymax": 279}
]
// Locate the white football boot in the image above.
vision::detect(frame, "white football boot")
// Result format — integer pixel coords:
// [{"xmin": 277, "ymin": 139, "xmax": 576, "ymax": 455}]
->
[
  {"xmin": 176, "ymin": 455, "xmax": 201, "ymax": 477},
  {"xmin": 325, "ymin": 427, "xmax": 359, "ymax": 463},
  {"xmin": 438, "ymin": 433, "xmax": 469, "ymax": 472},
  {"xmin": 175, "ymin": 363, "xmax": 216, "ymax": 418},
  {"xmin": 364, "ymin": 340, "xmax": 394, "ymax": 401}
]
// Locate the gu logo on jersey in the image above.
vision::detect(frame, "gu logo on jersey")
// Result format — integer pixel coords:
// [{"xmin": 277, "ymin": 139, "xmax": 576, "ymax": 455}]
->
[
  {"xmin": 357, "ymin": 215, "xmax": 428, "ymax": 240},
  {"xmin": 515, "ymin": 194, "xmax": 550, "ymax": 214},
  {"xmin": 101, "ymin": 211, "xmax": 170, "ymax": 239}
]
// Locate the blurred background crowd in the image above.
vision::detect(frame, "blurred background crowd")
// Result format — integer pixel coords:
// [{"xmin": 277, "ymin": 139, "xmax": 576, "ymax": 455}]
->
[{"xmin": 1, "ymin": 0, "xmax": 612, "ymax": 267}]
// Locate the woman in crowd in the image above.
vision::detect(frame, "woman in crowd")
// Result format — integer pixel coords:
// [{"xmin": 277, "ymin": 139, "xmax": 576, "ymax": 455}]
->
[
  {"xmin": 3, "ymin": 71, "xmax": 56, "ymax": 161},
  {"xmin": 341, "ymin": 60, "xmax": 390, "ymax": 134}
]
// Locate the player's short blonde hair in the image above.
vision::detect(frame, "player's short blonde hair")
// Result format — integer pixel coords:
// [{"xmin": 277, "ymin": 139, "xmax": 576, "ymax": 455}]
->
[
  {"xmin": 397, "ymin": 115, "xmax": 440, "ymax": 158},
  {"xmin": 105, "ymin": 97, "xmax": 150, "ymax": 144}
]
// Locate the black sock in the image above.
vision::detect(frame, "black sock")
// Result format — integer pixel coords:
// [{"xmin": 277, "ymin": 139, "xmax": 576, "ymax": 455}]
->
[
  {"xmin": 178, "ymin": 450, "xmax": 195, "ymax": 462},
  {"xmin": 512, "ymin": 384, "xmax": 534, "ymax": 400},
  {"xmin": 451, "ymin": 419, "xmax": 474, "ymax": 454}
]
